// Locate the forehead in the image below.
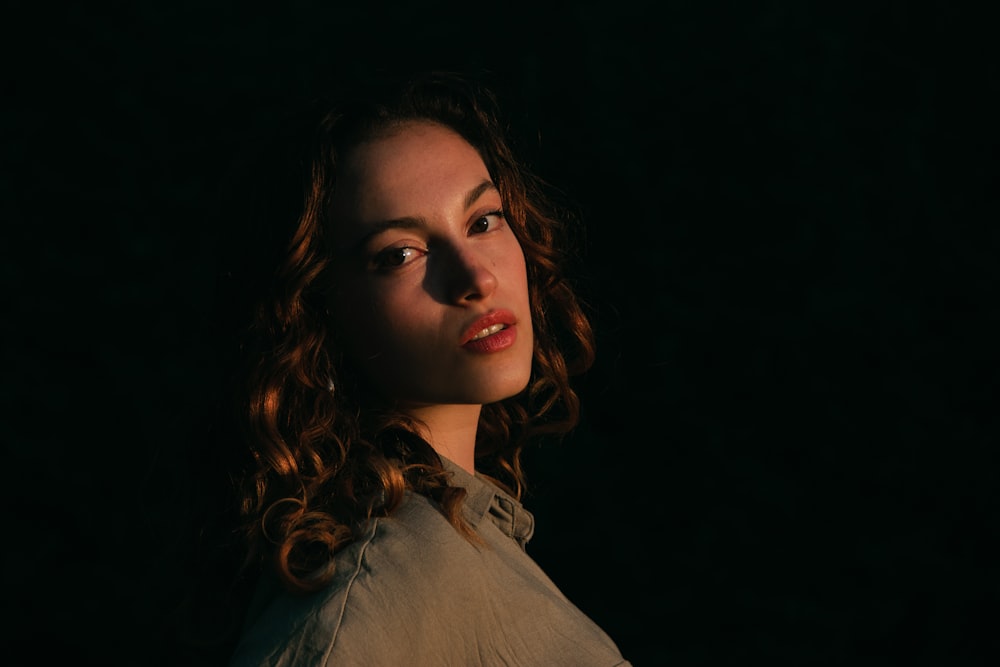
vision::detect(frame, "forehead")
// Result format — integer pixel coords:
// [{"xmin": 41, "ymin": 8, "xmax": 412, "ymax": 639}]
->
[{"xmin": 333, "ymin": 121, "xmax": 492, "ymax": 218}]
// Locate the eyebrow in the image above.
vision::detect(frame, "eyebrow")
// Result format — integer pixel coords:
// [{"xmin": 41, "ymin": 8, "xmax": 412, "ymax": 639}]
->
[
  {"xmin": 349, "ymin": 179, "xmax": 499, "ymax": 250},
  {"xmin": 463, "ymin": 179, "xmax": 499, "ymax": 210}
]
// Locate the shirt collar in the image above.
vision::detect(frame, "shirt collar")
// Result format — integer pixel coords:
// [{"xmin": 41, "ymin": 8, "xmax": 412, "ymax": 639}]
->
[{"xmin": 440, "ymin": 456, "xmax": 535, "ymax": 549}]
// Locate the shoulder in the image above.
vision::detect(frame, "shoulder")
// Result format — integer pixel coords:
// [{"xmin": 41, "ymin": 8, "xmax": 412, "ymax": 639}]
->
[
  {"xmin": 230, "ymin": 490, "xmax": 630, "ymax": 666},
  {"xmin": 229, "ymin": 492, "xmax": 481, "ymax": 666},
  {"xmin": 351, "ymin": 490, "xmax": 497, "ymax": 610}
]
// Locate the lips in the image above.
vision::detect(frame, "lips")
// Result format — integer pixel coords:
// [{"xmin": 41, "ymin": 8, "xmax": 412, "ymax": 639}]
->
[
  {"xmin": 460, "ymin": 309, "xmax": 517, "ymax": 347},
  {"xmin": 463, "ymin": 326, "xmax": 516, "ymax": 353}
]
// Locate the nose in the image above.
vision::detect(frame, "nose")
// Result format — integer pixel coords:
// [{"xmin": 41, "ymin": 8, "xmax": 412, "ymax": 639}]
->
[{"xmin": 430, "ymin": 244, "xmax": 498, "ymax": 304}]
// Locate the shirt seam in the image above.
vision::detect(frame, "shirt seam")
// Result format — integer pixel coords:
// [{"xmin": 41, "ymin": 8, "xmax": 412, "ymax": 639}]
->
[{"xmin": 321, "ymin": 518, "xmax": 380, "ymax": 666}]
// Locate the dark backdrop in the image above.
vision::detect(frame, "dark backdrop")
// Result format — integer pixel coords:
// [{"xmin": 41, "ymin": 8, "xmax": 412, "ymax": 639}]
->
[{"xmin": 5, "ymin": 2, "xmax": 997, "ymax": 665}]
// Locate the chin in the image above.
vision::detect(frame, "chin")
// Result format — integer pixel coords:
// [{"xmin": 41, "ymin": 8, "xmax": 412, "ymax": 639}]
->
[{"xmin": 479, "ymin": 374, "xmax": 532, "ymax": 405}]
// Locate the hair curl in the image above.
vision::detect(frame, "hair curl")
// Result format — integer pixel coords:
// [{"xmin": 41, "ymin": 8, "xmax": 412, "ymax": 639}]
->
[{"xmin": 231, "ymin": 71, "xmax": 596, "ymax": 594}]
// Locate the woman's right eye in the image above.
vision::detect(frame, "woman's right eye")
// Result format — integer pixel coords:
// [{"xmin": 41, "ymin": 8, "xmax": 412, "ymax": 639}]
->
[{"xmin": 372, "ymin": 245, "xmax": 422, "ymax": 270}]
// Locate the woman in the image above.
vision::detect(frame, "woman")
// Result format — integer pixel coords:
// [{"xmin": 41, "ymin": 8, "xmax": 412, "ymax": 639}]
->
[{"xmin": 220, "ymin": 70, "xmax": 631, "ymax": 666}]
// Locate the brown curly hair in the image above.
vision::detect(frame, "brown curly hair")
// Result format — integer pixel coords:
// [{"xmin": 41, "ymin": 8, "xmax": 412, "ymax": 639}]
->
[{"xmin": 231, "ymin": 70, "xmax": 596, "ymax": 595}]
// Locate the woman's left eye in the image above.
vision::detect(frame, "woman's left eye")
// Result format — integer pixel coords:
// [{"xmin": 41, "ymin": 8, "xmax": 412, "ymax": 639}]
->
[{"xmin": 471, "ymin": 210, "xmax": 505, "ymax": 234}]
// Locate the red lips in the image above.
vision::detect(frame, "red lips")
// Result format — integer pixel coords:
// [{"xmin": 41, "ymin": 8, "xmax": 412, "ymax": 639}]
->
[{"xmin": 459, "ymin": 309, "xmax": 517, "ymax": 346}]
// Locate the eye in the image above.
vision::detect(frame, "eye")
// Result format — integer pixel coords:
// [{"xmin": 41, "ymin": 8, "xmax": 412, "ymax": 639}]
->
[
  {"xmin": 470, "ymin": 210, "xmax": 505, "ymax": 235},
  {"xmin": 372, "ymin": 245, "xmax": 424, "ymax": 270}
]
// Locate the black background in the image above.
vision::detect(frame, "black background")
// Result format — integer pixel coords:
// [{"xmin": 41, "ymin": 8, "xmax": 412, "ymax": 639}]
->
[{"xmin": 5, "ymin": 1, "xmax": 998, "ymax": 665}]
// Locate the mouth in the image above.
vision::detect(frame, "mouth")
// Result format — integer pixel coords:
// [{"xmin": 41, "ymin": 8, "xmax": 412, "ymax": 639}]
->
[
  {"xmin": 469, "ymin": 323, "xmax": 508, "ymax": 341},
  {"xmin": 460, "ymin": 309, "xmax": 517, "ymax": 346}
]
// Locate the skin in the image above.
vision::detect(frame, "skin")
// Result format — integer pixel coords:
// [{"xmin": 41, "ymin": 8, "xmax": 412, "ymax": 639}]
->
[{"xmin": 326, "ymin": 121, "xmax": 534, "ymax": 473}]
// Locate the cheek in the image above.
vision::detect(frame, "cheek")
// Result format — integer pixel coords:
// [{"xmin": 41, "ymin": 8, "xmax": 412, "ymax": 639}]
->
[
  {"xmin": 505, "ymin": 245, "xmax": 530, "ymax": 298},
  {"xmin": 490, "ymin": 234, "xmax": 527, "ymax": 280},
  {"xmin": 330, "ymin": 286, "xmax": 416, "ymax": 361},
  {"xmin": 329, "ymin": 287, "xmax": 383, "ymax": 355}
]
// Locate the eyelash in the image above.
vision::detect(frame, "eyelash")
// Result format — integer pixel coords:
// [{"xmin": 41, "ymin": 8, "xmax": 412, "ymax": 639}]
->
[{"xmin": 370, "ymin": 210, "xmax": 506, "ymax": 271}]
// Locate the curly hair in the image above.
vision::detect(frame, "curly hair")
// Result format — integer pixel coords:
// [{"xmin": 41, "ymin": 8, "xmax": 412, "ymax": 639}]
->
[{"xmin": 230, "ymin": 70, "xmax": 596, "ymax": 595}]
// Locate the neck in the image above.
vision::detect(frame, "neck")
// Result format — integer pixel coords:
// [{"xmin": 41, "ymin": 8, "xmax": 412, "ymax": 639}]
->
[{"xmin": 402, "ymin": 403, "xmax": 482, "ymax": 475}]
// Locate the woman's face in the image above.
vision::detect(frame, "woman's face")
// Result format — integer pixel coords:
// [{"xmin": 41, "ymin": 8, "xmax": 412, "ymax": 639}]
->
[{"xmin": 326, "ymin": 121, "xmax": 533, "ymax": 410}]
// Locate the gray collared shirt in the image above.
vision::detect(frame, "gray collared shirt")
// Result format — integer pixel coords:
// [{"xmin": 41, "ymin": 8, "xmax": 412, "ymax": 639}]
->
[{"xmin": 230, "ymin": 457, "xmax": 632, "ymax": 666}]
